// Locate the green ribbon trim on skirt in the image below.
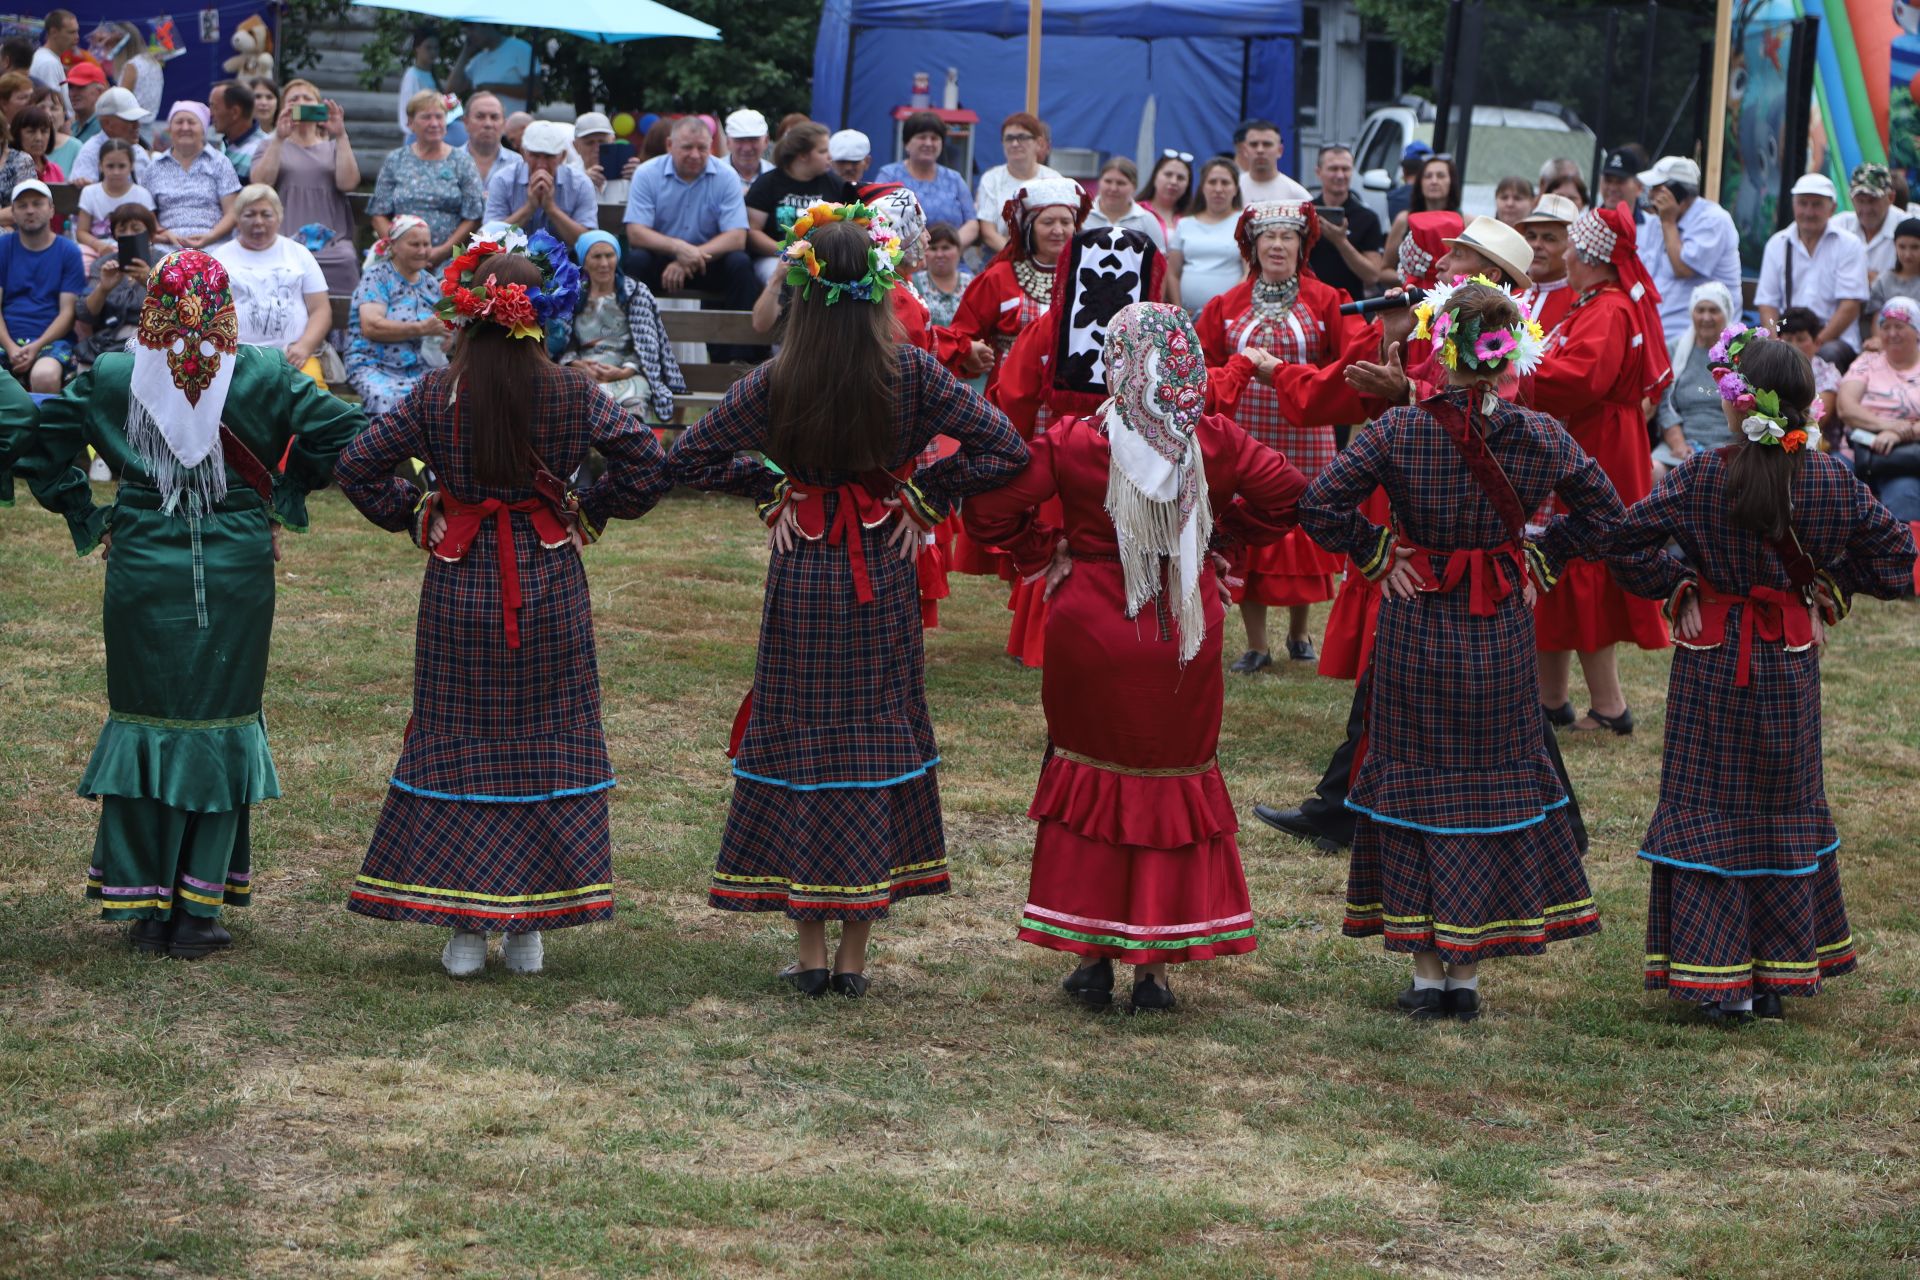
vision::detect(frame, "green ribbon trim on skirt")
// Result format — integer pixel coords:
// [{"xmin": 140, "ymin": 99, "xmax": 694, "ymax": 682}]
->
[{"xmin": 109, "ymin": 711, "xmax": 263, "ymax": 730}]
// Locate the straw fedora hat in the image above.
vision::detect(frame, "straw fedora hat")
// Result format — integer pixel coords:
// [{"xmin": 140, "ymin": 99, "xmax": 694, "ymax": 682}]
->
[{"xmin": 1441, "ymin": 215, "xmax": 1533, "ymax": 288}]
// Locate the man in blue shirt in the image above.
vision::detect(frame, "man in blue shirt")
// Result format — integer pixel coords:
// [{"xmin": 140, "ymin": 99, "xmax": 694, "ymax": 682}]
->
[
  {"xmin": 486, "ymin": 119, "xmax": 596, "ymax": 246},
  {"xmin": 448, "ymin": 24, "xmax": 535, "ymax": 117},
  {"xmin": 0, "ymin": 181, "xmax": 87, "ymax": 392},
  {"xmin": 622, "ymin": 116, "xmax": 760, "ymax": 360}
]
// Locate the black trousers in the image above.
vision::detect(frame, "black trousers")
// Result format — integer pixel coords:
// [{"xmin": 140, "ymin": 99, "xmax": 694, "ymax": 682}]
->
[
  {"xmin": 1298, "ymin": 668, "xmax": 1589, "ymax": 850},
  {"xmin": 620, "ymin": 246, "xmax": 766, "ymax": 363}
]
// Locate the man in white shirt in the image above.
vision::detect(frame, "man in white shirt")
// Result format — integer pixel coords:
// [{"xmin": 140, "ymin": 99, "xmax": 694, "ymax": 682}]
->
[
  {"xmin": 723, "ymin": 109, "xmax": 774, "ymax": 193},
  {"xmin": 1234, "ymin": 118, "xmax": 1310, "ymax": 204},
  {"xmin": 829, "ymin": 130, "xmax": 870, "ymax": 187},
  {"xmin": 30, "ymin": 7, "xmax": 76, "ymax": 108},
  {"xmin": 1756, "ymin": 172, "xmax": 1870, "ymax": 367},
  {"xmin": 1635, "ymin": 155, "xmax": 1744, "ymax": 343},
  {"xmin": 1830, "ymin": 163, "xmax": 1896, "ymax": 347}
]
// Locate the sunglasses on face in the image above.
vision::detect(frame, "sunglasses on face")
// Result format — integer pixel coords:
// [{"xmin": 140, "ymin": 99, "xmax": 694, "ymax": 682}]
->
[{"xmin": 1162, "ymin": 149, "xmax": 1194, "ymax": 163}]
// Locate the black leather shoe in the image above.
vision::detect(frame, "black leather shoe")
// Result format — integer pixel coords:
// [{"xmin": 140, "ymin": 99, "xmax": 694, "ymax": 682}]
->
[
  {"xmin": 167, "ymin": 914, "xmax": 232, "ymax": 960},
  {"xmin": 129, "ymin": 918, "xmax": 170, "ymax": 954},
  {"xmin": 1543, "ymin": 701, "xmax": 1576, "ymax": 727},
  {"xmin": 1402, "ymin": 987, "xmax": 1448, "ymax": 1021},
  {"xmin": 1444, "ymin": 986, "xmax": 1481, "ymax": 1023},
  {"xmin": 1228, "ymin": 649, "xmax": 1272, "ymax": 675},
  {"xmin": 1752, "ymin": 992, "xmax": 1785, "ymax": 1020},
  {"xmin": 1062, "ymin": 958, "xmax": 1114, "ymax": 1007},
  {"xmin": 780, "ymin": 965, "xmax": 830, "ymax": 997},
  {"xmin": 1252, "ymin": 805, "xmax": 1345, "ymax": 853},
  {"xmin": 829, "ymin": 972, "xmax": 869, "ymax": 999},
  {"xmin": 1698, "ymin": 1001, "xmax": 1755, "ymax": 1027},
  {"xmin": 1394, "ymin": 983, "xmax": 1434, "ymax": 1012},
  {"xmin": 1573, "ymin": 705, "xmax": 1634, "ymax": 736},
  {"xmin": 1128, "ymin": 973, "xmax": 1176, "ymax": 1014},
  {"xmin": 1286, "ymin": 635, "xmax": 1316, "ymax": 662}
]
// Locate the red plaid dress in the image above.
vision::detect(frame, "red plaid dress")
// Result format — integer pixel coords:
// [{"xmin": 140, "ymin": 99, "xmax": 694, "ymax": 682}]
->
[
  {"xmin": 335, "ymin": 365, "xmax": 671, "ymax": 934},
  {"xmin": 1197, "ymin": 276, "xmax": 1352, "ymax": 606},
  {"xmin": 1609, "ymin": 448, "xmax": 1915, "ymax": 1003},
  {"xmin": 670, "ymin": 346, "xmax": 1028, "ymax": 920},
  {"xmin": 1299, "ymin": 391, "xmax": 1624, "ymax": 964},
  {"xmin": 964, "ymin": 413, "xmax": 1306, "ymax": 962}
]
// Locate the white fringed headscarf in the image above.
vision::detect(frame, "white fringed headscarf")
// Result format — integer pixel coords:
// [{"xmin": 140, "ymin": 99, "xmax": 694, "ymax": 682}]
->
[{"xmin": 125, "ymin": 250, "xmax": 240, "ymax": 514}]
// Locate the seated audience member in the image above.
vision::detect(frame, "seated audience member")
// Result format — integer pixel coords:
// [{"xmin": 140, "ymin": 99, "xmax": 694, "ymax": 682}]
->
[
  {"xmin": 555, "ymin": 229, "xmax": 683, "ymax": 424},
  {"xmin": 1839, "ymin": 294, "xmax": 1920, "ymax": 519},
  {"xmin": 1777, "ymin": 307, "xmax": 1843, "ymax": 426},
  {"xmin": 210, "ymin": 184, "xmax": 331, "ymax": 385},
  {"xmin": 744, "ymin": 121, "xmax": 855, "ymax": 282},
  {"xmin": 573, "ymin": 112, "xmax": 634, "ymax": 207},
  {"xmin": 249, "ymin": 79, "xmax": 361, "ymax": 297},
  {"xmin": 74, "ymin": 202, "xmax": 153, "ymax": 364},
  {"xmin": 249, "ymin": 77, "xmax": 279, "ymax": 134},
  {"xmin": 66, "ymin": 86, "xmax": 152, "ymax": 187},
  {"xmin": 0, "ymin": 180, "xmax": 86, "ymax": 390},
  {"xmin": 75, "ymin": 139, "xmax": 152, "ymax": 266},
  {"xmin": 1867, "ymin": 217, "xmax": 1920, "ymax": 340},
  {"xmin": 0, "ymin": 40, "xmax": 27, "ymax": 78},
  {"xmin": 1756, "ymin": 173, "xmax": 1869, "ymax": 370},
  {"xmin": 1637, "ymin": 155, "xmax": 1743, "ymax": 344},
  {"xmin": 31, "ymin": 85, "xmax": 79, "ymax": 174},
  {"xmin": 912, "ymin": 221, "xmax": 972, "ymax": 326},
  {"xmin": 485, "ymin": 119, "xmax": 595, "ymax": 246},
  {"xmin": 639, "ymin": 115, "xmax": 674, "ymax": 164},
  {"xmin": 1494, "ymin": 174, "xmax": 1534, "ymax": 226},
  {"xmin": 370, "ymin": 90, "xmax": 483, "ymax": 267},
  {"xmin": 974, "ymin": 112, "xmax": 1061, "ymax": 253},
  {"xmin": 12, "ymin": 105, "xmax": 63, "ymax": 188},
  {"xmin": 0, "ymin": 71, "xmax": 31, "ymax": 126},
  {"xmin": 1598, "ymin": 146, "xmax": 1650, "ymax": 222},
  {"xmin": 459, "ymin": 91, "xmax": 518, "ymax": 190},
  {"xmin": 0, "ymin": 115, "xmax": 36, "ymax": 227},
  {"xmin": 1083, "ymin": 156, "xmax": 1166, "ymax": 251},
  {"xmin": 828, "ymin": 128, "xmax": 870, "ymax": 188},
  {"xmin": 344, "ymin": 214, "xmax": 444, "ymax": 415},
  {"xmin": 149, "ymin": 101, "xmax": 240, "ymax": 248},
  {"xmin": 874, "ymin": 112, "xmax": 977, "ymax": 247},
  {"xmin": 1833, "ymin": 163, "xmax": 1896, "ymax": 311},
  {"xmin": 502, "ymin": 111, "xmax": 532, "ymax": 153},
  {"xmin": 621, "ymin": 115, "xmax": 758, "ymax": 361},
  {"xmin": 210, "ymin": 79, "xmax": 267, "ymax": 181},
  {"xmin": 1651, "ymin": 282, "xmax": 1735, "ymax": 479},
  {"xmin": 721, "ymin": 108, "xmax": 772, "ymax": 192},
  {"xmin": 1542, "ymin": 168, "xmax": 1589, "ymax": 209}
]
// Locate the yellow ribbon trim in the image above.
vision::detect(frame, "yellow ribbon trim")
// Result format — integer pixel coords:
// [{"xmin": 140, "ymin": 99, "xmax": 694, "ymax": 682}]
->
[
  {"xmin": 1377, "ymin": 899, "xmax": 1594, "ymax": 934},
  {"xmin": 713, "ymin": 858, "xmax": 948, "ymax": 895},
  {"xmin": 1053, "ymin": 749, "xmax": 1217, "ymax": 778},
  {"xmin": 353, "ymin": 875, "xmax": 613, "ymax": 905}
]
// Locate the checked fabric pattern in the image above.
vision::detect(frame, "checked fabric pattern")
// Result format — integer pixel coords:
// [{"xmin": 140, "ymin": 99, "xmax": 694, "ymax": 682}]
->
[{"xmin": 1644, "ymin": 854, "xmax": 1856, "ymax": 1004}]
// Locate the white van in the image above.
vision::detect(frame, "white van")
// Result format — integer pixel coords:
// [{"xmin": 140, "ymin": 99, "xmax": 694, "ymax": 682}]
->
[{"xmin": 1353, "ymin": 99, "xmax": 1598, "ymax": 223}]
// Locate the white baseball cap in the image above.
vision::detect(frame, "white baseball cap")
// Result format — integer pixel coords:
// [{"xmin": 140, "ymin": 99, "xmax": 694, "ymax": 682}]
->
[
  {"xmin": 1637, "ymin": 155, "xmax": 1702, "ymax": 189},
  {"xmin": 1790, "ymin": 172, "xmax": 1837, "ymax": 200},
  {"xmin": 95, "ymin": 86, "xmax": 152, "ymax": 121},
  {"xmin": 724, "ymin": 108, "xmax": 768, "ymax": 139},
  {"xmin": 828, "ymin": 129, "xmax": 871, "ymax": 162},
  {"xmin": 10, "ymin": 179, "xmax": 51, "ymax": 203},
  {"xmin": 521, "ymin": 120, "xmax": 572, "ymax": 155},
  {"xmin": 574, "ymin": 112, "xmax": 614, "ymax": 140}
]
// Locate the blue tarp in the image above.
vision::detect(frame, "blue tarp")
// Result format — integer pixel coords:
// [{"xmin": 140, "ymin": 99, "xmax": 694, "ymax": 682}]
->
[
  {"xmin": 813, "ymin": 0, "xmax": 1301, "ymax": 182},
  {"xmin": 67, "ymin": 2, "xmax": 262, "ymax": 114}
]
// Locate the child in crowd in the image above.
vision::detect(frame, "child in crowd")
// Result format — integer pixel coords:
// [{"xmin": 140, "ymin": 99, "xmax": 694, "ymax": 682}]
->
[
  {"xmin": 75, "ymin": 140, "xmax": 155, "ymax": 270},
  {"xmin": 1866, "ymin": 217, "xmax": 1920, "ymax": 340},
  {"xmin": 75, "ymin": 205, "xmax": 157, "ymax": 366},
  {"xmin": 1778, "ymin": 307, "xmax": 1843, "ymax": 441}
]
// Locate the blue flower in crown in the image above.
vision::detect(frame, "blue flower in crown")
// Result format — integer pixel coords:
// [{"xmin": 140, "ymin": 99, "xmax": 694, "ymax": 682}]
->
[{"xmin": 524, "ymin": 228, "xmax": 582, "ymax": 324}]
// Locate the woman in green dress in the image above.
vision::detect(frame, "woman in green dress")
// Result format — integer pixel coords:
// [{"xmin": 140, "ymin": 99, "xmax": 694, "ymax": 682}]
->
[{"xmin": 6, "ymin": 249, "xmax": 364, "ymax": 959}]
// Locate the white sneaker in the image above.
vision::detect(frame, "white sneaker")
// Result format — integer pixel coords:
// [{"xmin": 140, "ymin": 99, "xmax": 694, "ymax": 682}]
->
[
  {"xmin": 500, "ymin": 930, "xmax": 544, "ymax": 974},
  {"xmin": 441, "ymin": 929, "xmax": 488, "ymax": 977}
]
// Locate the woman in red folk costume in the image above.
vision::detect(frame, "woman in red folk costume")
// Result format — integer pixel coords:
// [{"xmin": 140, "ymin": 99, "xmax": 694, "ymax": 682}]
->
[
  {"xmin": 947, "ymin": 178, "xmax": 1088, "ymax": 661},
  {"xmin": 336, "ymin": 231, "xmax": 671, "ymax": 978},
  {"xmin": 1531, "ymin": 203, "xmax": 1673, "ymax": 734},
  {"xmin": 1608, "ymin": 333, "xmax": 1914, "ymax": 1023},
  {"xmin": 965, "ymin": 302, "xmax": 1307, "ymax": 1013},
  {"xmin": 1299, "ymin": 282, "xmax": 1623, "ymax": 1022},
  {"xmin": 1196, "ymin": 200, "xmax": 1361, "ymax": 670},
  {"xmin": 670, "ymin": 209, "xmax": 1026, "ymax": 999}
]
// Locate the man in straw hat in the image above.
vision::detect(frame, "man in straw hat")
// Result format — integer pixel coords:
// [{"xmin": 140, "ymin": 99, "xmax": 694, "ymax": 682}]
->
[{"xmin": 1517, "ymin": 193, "xmax": 1580, "ymax": 336}]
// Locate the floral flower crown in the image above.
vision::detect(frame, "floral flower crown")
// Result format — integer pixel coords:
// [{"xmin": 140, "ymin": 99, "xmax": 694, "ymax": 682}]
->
[
  {"xmin": 435, "ymin": 226, "xmax": 582, "ymax": 341},
  {"xmin": 779, "ymin": 201, "xmax": 904, "ymax": 305},
  {"xmin": 1708, "ymin": 324, "xmax": 1814, "ymax": 453},
  {"xmin": 1411, "ymin": 274, "xmax": 1548, "ymax": 376}
]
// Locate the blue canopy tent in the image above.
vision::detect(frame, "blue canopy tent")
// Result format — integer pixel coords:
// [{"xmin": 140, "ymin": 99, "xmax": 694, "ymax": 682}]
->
[{"xmin": 813, "ymin": 0, "xmax": 1303, "ymax": 183}]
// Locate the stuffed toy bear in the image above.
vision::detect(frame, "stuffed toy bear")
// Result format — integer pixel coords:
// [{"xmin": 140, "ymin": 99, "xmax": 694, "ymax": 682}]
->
[{"xmin": 223, "ymin": 15, "xmax": 274, "ymax": 81}]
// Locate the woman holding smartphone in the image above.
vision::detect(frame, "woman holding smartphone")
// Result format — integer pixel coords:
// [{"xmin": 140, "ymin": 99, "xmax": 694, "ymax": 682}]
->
[{"xmin": 250, "ymin": 79, "xmax": 362, "ymax": 297}]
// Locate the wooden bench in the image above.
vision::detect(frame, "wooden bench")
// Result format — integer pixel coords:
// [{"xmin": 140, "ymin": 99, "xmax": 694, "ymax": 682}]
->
[{"xmin": 657, "ymin": 307, "xmax": 763, "ymax": 423}]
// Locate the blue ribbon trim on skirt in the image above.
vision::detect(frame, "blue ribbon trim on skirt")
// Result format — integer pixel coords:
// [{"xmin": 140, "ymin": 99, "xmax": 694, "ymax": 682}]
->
[
  {"xmin": 387, "ymin": 777, "xmax": 618, "ymax": 804},
  {"xmin": 1635, "ymin": 837, "xmax": 1841, "ymax": 878},
  {"xmin": 731, "ymin": 758, "xmax": 940, "ymax": 791},
  {"xmin": 1344, "ymin": 793, "xmax": 1571, "ymax": 835}
]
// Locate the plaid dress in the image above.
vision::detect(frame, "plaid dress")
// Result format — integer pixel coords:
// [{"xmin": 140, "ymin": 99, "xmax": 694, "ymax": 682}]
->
[
  {"xmin": 1299, "ymin": 391, "xmax": 1625, "ymax": 964},
  {"xmin": 335, "ymin": 365, "xmax": 671, "ymax": 933},
  {"xmin": 1609, "ymin": 448, "xmax": 1916, "ymax": 1003},
  {"xmin": 669, "ymin": 346, "xmax": 1028, "ymax": 920}
]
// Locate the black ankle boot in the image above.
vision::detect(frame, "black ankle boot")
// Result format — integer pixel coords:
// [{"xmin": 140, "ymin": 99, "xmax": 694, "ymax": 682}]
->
[
  {"xmin": 129, "ymin": 918, "xmax": 170, "ymax": 954},
  {"xmin": 1128, "ymin": 972, "xmax": 1175, "ymax": 1014},
  {"xmin": 167, "ymin": 913, "xmax": 232, "ymax": 960},
  {"xmin": 1062, "ymin": 958, "xmax": 1114, "ymax": 1007}
]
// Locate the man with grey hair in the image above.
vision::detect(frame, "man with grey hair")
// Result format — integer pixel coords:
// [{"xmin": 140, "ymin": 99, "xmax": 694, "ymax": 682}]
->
[
  {"xmin": 622, "ymin": 115, "xmax": 759, "ymax": 359},
  {"xmin": 1636, "ymin": 154, "xmax": 1743, "ymax": 343}
]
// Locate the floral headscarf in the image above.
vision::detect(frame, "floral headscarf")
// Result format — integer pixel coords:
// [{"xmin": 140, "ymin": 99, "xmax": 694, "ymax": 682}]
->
[
  {"xmin": 868, "ymin": 184, "xmax": 927, "ymax": 265},
  {"xmin": 1099, "ymin": 302, "xmax": 1214, "ymax": 664},
  {"xmin": 126, "ymin": 249, "xmax": 240, "ymax": 513}
]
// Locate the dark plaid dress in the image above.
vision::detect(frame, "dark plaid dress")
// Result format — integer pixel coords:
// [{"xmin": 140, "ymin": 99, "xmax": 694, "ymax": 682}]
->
[
  {"xmin": 669, "ymin": 345, "xmax": 1027, "ymax": 920},
  {"xmin": 1299, "ymin": 391, "xmax": 1624, "ymax": 964},
  {"xmin": 1608, "ymin": 448, "xmax": 1915, "ymax": 1003},
  {"xmin": 335, "ymin": 365, "xmax": 670, "ymax": 933}
]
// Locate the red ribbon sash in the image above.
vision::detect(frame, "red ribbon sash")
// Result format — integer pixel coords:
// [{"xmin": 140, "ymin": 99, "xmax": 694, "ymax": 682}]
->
[
  {"xmin": 1399, "ymin": 537, "xmax": 1528, "ymax": 616},
  {"xmin": 1691, "ymin": 579, "xmax": 1815, "ymax": 687},
  {"xmin": 787, "ymin": 481, "xmax": 895, "ymax": 604},
  {"xmin": 434, "ymin": 493, "xmax": 573, "ymax": 648}
]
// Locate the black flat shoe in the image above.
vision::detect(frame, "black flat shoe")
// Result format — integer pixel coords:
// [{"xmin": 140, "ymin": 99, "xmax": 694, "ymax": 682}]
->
[
  {"xmin": 128, "ymin": 918, "xmax": 170, "ymax": 954},
  {"xmin": 1752, "ymin": 992, "xmax": 1785, "ymax": 1020},
  {"xmin": 1252, "ymin": 804, "xmax": 1345, "ymax": 853},
  {"xmin": 1062, "ymin": 958, "xmax": 1114, "ymax": 1007},
  {"xmin": 1444, "ymin": 987, "xmax": 1481, "ymax": 1023},
  {"xmin": 1285, "ymin": 635, "xmax": 1317, "ymax": 662},
  {"xmin": 1394, "ymin": 983, "xmax": 1434, "ymax": 1012},
  {"xmin": 167, "ymin": 914, "xmax": 232, "ymax": 960},
  {"xmin": 1572, "ymin": 705, "xmax": 1634, "ymax": 735},
  {"xmin": 1543, "ymin": 701, "xmax": 1576, "ymax": 727},
  {"xmin": 1228, "ymin": 649, "xmax": 1272, "ymax": 675},
  {"xmin": 829, "ymin": 972, "xmax": 869, "ymax": 999},
  {"xmin": 780, "ymin": 965, "xmax": 830, "ymax": 997},
  {"xmin": 1698, "ymin": 1001, "xmax": 1755, "ymax": 1027},
  {"xmin": 1402, "ymin": 987, "xmax": 1448, "ymax": 1021},
  {"xmin": 1128, "ymin": 973, "xmax": 1175, "ymax": 1014}
]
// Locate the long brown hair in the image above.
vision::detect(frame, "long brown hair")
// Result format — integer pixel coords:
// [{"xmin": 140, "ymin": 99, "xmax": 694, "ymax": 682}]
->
[
  {"xmin": 447, "ymin": 253, "xmax": 550, "ymax": 487},
  {"xmin": 763, "ymin": 219, "xmax": 896, "ymax": 473},
  {"xmin": 1725, "ymin": 338, "xmax": 1814, "ymax": 541}
]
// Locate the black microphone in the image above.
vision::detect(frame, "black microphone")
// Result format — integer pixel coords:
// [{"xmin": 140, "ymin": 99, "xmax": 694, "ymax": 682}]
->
[{"xmin": 1338, "ymin": 288, "xmax": 1426, "ymax": 318}]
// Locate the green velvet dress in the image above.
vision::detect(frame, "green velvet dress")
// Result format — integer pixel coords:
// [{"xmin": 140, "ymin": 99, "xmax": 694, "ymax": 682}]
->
[
  {"xmin": 0, "ymin": 370, "xmax": 37, "ymax": 505},
  {"xmin": 10, "ymin": 346, "xmax": 365, "ymax": 921}
]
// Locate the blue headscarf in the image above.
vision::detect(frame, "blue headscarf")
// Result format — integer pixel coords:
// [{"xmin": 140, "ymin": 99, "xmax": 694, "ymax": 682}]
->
[
  {"xmin": 574, "ymin": 230, "xmax": 621, "ymax": 265},
  {"xmin": 553, "ymin": 230, "xmax": 630, "ymax": 355}
]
